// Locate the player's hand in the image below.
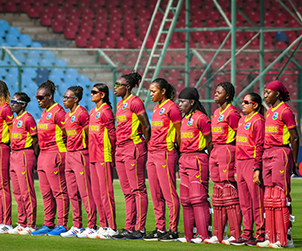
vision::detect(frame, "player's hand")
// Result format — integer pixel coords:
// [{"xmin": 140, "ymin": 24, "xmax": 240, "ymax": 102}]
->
[
  {"xmin": 293, "ymin": 162, "xmax": 299, "ymax": 177},
  {"xmin": 253, "ymin": 170, "xmax": 261, "ymax": 186},
  {"xmin": 234, "ymin": 173, "xmax": 237, "ymax": 181}
]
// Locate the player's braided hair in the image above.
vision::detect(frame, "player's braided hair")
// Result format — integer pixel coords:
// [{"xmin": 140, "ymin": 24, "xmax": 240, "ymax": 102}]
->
[
  {"xmin": 151, "ymin": 78, "xmax": 176, "ymax": 101},
  {"xmin": 0, "ymin": 80, "xmax": 10, "ymax": 104},
  {"xmin": 14, "ymin": 92, "xmax": 31, "ymax": 107},
  {"xmin": 38, "ymin": 80, "xmax": 56, "ymax": 97},
  {"xmin": 216, "ymin": 81, "xmax": 235, "ymax": 103},
  {"xmin": 121, "ymin": 71, "xmax": 141, "ymax": 90},
  {"xmin": 93, "ymin": 83, "xmax": 112, "ymax": 109},
  {"xmin": 68, "ymin": 86, "xmax": 83, "ymax": 102},
  {"xmin": 247, "ymin": 92, "xmax": 264, "ymax": 116}
]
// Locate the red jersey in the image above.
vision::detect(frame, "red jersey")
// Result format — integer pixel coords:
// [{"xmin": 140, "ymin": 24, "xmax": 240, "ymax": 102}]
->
[
  {"xmin": 11, "ymin": 111, "xmax": 37, "ymax": 151},
  {"xmin": 236, "ymin": 112, "xmax": 265, "ymax": 169},
  {"xmin": 89, "ymin": 103, "xmax": 115, "ymax": 163},
  {"xmin": 148, "ymin": 99, "xmax": 182, "ymax": 152},
  {"xmin": 65, "ymin": 105, "xmax": 89, "ymax": 152},
  {"xmin": 180, "ymin": 110, "xmax": 211, "ymax": 153},
  {"xmin": 211, "ymin": 104, "xmax": 240, "ymax": 145},
  {"xmin": 0, "ymin": 103, "xmax": 13, "ymax": 144},
  {"xmin": 264, "ymin": 102, "xmax": 296, "ymax": 149},
  {"xmin": 116, "ymin": 94, "xmax": 146, "ymax": 146},
  {"xmin": 38, "ymin": 103, "xmax": 67, "ymax": 152}
]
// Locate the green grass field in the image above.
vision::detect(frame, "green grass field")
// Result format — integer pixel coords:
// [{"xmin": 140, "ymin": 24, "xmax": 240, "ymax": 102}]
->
[{"xmin": 1, "ymin": 178, "xmax": 302, "ymax": 251}]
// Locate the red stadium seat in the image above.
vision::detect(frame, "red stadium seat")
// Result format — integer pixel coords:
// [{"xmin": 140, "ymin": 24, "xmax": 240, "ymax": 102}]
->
[
  {"xmin": 78, "ymin": 27, "xmax": 91, "ymax": 39},
  {"xmin": 69, "ymin": 8, "xmax": 81, "ymax": 17},
  {"xmin": 89, "ymin": 36, "xmax": 102, "ymax": 48},
  {"xmin": 66, "ymin": 0, "xmax": 78, "ymax": 4},
  {"xmin": 42, "ymin": 8, "xmax": 55, "ymax": 17},
  {"xmin": 27, "ymin": 6, "xmax": 41, "ymax": 18},
  {"xmin": 109, "ymin": 29, "xmax": 121, "ymax": 40},
  {"xmin": 117, "ymin": 37, "xmax": 129, "ymax": 49},
  {"xmin": 130, "ymin": 37, "xmax": 142, "ymax": 49},
  {"xmin": 103, "ymin": 37, "xmax": 116, "ymax": 48},
  {"xmin": 64, "ymin": 27, "xmax": 76, "ymax": 39},
  {"xmin": 20, "ymin": 1, "xmax": 31, "ymax": 12},
  {"xmin": 52, "ymin": 20, "xmax": 65, "ymax": 33},
  {"xmin": 75, "ymin": 36, "xmax": 88, "ymax": 47},
  {"xmin": 80, "ymin": 22, "xmax": 93, "ymax": 33},
  {"xmin": 81, "ymin": 8, "xmax": 95, "ymax": 19},
  {"xmin": 40, "ymin": 13, "xmax": 53, "ymax": 26},
  {"xmin": 93, "ymin": 27, "xmax": 106, "ymax": 40},
  {"xmin": 124, "ymin": 29, "xmax": 137, "ymax": 40},
  {"xmin": 5, "ymin": 2, "xmax": 19, "ymax": 13}
]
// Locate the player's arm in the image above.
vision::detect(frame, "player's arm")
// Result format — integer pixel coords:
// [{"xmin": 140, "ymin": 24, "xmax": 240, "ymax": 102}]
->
[
  {"xmin": 205, "ymin": 133, "xmax": 213, "ymax": 155},
  {"xmin": 174, "ymin": 123, "xmax": 181, "ymax": 148},
  {"xmin": 138, "ymin": 112, "xmax": 151, "ymax": 143},
  {"xmin": 289, "ymin": 127, "xmax": 299, "ymax": 174},
  {"xmin": 32, "ymin": 135, "xmax": 40, "ymax": 157}
]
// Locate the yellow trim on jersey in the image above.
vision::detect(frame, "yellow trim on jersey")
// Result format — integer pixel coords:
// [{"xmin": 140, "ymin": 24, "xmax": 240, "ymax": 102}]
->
[
  {"xmin": 2, "ymin": 120, "xmax": 9, "ymax": 144},
  {"xmin": 219, "ymin": 103, "xmax": 231, "ymax": 114},
  {"xmin": 271, "ymin": 101, "xmax": 284, "ymax": 111},
  {"xmin": 122, "ymin": 94, "xmax": 133, "ymax": 104},
  {"xmin": 55, "ymin": 125, "xmax": 67, "ymax": 152},
  {"xmin": 103, "ymin": 127, "xmax": 112, "ymax": 162},
  {"xmin": 105, "ymin": 162, "xmax": 115, "ymax": 228},
  {"xmin": 16, "ymin": 111, "xmax": 27, "ymax": 120},
  {"xmin": 198, "ymin": 130, "xmax": 207, "ymax": 151},
  {"xmin": 244, "ymin": 112, "xmax": 259, "ymax": 123},
  {"xmin": 134, "ymin": 144, "xmax": 143, "ymax": 229},
  {"xmin": 282, "ymin": 124, "xmax": 290, "ymax": 145},
  {"xmin": 23, "ymin": 151, "xmax": 34, "ymax": 226},
  {"xmin": 158, "ymin": 99, "xmax": 169, "ymax": 108},
  {"xmin": 95, "ymin": 103, "xmax": 106, "ymax": 112},
  {"xmin": 45, "ymin": 103, "xmax": 57, "ymax": 112},
  {"xmin": 256, "ymin": 185, "xmax": 264, "ymax": 238},
  {"xmin": 131, "ymin": 112, "xmax": 142, "ymax": 144},
  {"xmin": 25, "ymin": 131, "xmax": 33, "ymax": 148},
  {"xmin": 56, "ymin": 152, "xmax": 67, "ymax": 226},
  {"xmin": 82, "ymin": 128, "xmax": 87, "ymax": 149},
  {"xmin": 166, "ymin": 120, "xmax": 176, "ymax": 151},
  {"xmin": 226, "ymin": 126, "xmax": 236, "ymax": 144},
  {"xmin": 282, "ymin": 149, "xmax": 288, "ymax": 196},
  {"xmin": 69, "ymin": 105, "xmax": 80, "ymax": 116}
]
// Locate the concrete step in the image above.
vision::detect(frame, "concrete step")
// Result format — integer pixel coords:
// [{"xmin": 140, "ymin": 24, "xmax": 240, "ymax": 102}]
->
[{"xmin": 0, "ymin": 13, "xmax": 31, "ymax": 23}]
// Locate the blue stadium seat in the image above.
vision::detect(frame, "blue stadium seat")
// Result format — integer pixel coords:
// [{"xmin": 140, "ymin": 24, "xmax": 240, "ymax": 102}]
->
[
  {"xmin": 18, "ymin": 34, "xmax": 32, "ymax": 47},
  {"xmin": 0, "ymin": 37, "xmax": 4, "ymax": 44},
  {"xmin": 64, "ymin": 74, "xmax": 78, "ymax": 84},
  {"xmin": 27, "ymin": 50, "xmax": 41, "ymax": 59},
  {"xmin": 7, "ymin": 26, "xmax": 21, "ymax": 38},
  {"xmin": 51, "ymin": 68, "xmax": 65, "ymax": 78},
  {"xmin": 25, "ymin": 58, "xmax": 40, "ymax": 67},
  {"xmin": 22, "ymin": 68, "xmax": 37, "ymax": 79},
  {"xmin": 8, "ymin": 67, "xmax": 18, "ymax": 75},
  {"xmin": 39, "ymin": 59, "xmax": 54, "ymax": 67},
  {"xmin": 0, "ymin": 20, "xmax": 9, "ymax": 32},
  {"xmin": 26, "ymin": 102, "xmax": 42, "ymax": 120},
  {"xmin": 13, "ymin": 52, "xmax": 26, "ymax": 64},
  {"xmin": 48, "ymin": 74, "xmax": 63, "ymax": 87},
  {"xmin": 0, "ymin": 68, "xmax": 7, "ymax": 77},
  {"xmin": 31, "ymin": 42, "xmax": 42, "ymax": 48},
  {"xmin": 77, "ymin": 74, "xmax": 90, "ymax": 86},
  {"xmin": 7, "ymin": 80, "xmax": 18, "ymax": 94},
  {"xmin": 6, "ymin": 34, "xmax": 19, "ymax": 46},
  {"xmin": 55, "ymin": 58, "xmax": 68, "ymax": 67},
  {"xmin": 23, "ymin": 82, "xmax": 38, "ymax": 96},
  {"xmin": 65, "ymin": 68, "xmax": 78, "ymax": 76},
  {"xmin": 42, "ymin": 50, "xmax": 55, "ymax": 59},
  {"xmin": 36, "ymin": 68, "xmax": 49, "ymax": 85},
  {"xmin": 57, "ymin": 82, "xmax": 68, "ymax": 96}
]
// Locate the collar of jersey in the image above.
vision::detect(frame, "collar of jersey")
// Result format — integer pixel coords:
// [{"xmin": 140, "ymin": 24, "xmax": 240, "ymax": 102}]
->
[
  {"xmin": 46, "ymin": 103, "xmax": 57, "ymax": 112},
  {"xmin": 122, "ymin": 94, "xmax": 133, "ymax": 104},
  {"xmin": 219, "ymin": 103, "xmax": 230, "ymax": 115},
  {"xmin": 16, "ymin": 111, "xmax": 27, "ymax": 119},
  {"xmin": 185, "ymin": 110, "xmax": 196, "ymax": 119},
  {"xmin": 271, "ymin": 101, "xmax": 284, "ymax": 112},
  {"xmin": 244, "ymin": 111, "xmax": 258, "ymax": 123},
  {"xmin": 95, "ymin": 103, "xmax": 106, "ymax": 112},
  {"xmin": 158, "ymin": 99, "xmax": 169, "ymax": 108},
  {"xmin": 69, "ymin": 105, "xmax": 80, "ymax": 116}
]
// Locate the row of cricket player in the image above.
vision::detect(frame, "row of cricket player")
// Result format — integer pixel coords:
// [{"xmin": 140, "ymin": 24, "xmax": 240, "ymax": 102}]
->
[{"xmin": 0, "ymin": 72, "xmax": 299, "ymax": 249}]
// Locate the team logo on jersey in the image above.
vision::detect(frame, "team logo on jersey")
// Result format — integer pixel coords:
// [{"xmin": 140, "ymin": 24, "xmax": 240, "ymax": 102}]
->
[
  {"xmin": 46, "ymin": 113, "xmax": 52, "ymax": 120},
  {"xmin": 95, "ymin": 112, "xmax": 100, "ymax": 119},
  {"xmin": 244, "ymin": 122, "xmax": 251, "ymax": 130},
  {"xmin": 122, "ymin": 103, "xmax": 128, "ymax": 109},
  {"xmin": 272, "ymin": 112, "xmax": 278, "ymax": 120},
  {"xmin": 159, "ymin": 108, "xmax": 165, "ymax": 115},
  {"xmin": 17, "ymin": 120, "xmax": 22, "ymax": 128},
  {"xmin": 218, "ymin": 114, "xmax": 224, "ymax": 122},
  {"xmin": 187, "ymin": 118, "xmax": 193, "ymax": 126},
  {"xmin": 71, "ymin": 116, "xmax": 75, "ymax": 123}
]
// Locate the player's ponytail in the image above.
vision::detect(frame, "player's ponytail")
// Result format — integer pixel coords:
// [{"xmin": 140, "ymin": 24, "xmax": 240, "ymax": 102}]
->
[
  {"xmin": 93, "ymin": 83, "xmax": 112, "ymax": 109},
  {"xmin": 121, "ymin": 71, "xmax": 142, "ymax": 90}
]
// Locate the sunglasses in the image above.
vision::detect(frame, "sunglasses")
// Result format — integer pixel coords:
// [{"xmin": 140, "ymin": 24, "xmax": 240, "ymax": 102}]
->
[
  {"xmin": 36, "ymin": 94, "xmax": 50, "ymax": 101},
  {"xmin": 91, "ymin": 90, "xmax": 106, "ymax": 95},
  {"xmin": 242, "ymin": 100, "xmax": 256, "ymax": 105},
  {"xmin": 10, "ymin": 100, "xmax": 26, "ymax": 105},
  {"xmin": 115, "ymin": 82, "xmax": 128, "ymax": 88},
  {"xmin": 63, "ymin": 96, "xmax": 76, "ymax": 100}
]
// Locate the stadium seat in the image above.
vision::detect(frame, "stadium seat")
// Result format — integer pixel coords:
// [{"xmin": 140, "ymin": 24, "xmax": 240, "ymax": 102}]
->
[
  {"xmin": 89, "ymin": 37, "xmax": 102, "ymax": 48},
  {"xmin": 40, "ymin": 13, "xmax": 53, "ymax": 26},
  {"xmin": 31, "ymin": 42, "xmax": 43, "ymax": 48},
  {"xmin": 52, "ymin": 20, "xmax": 64, "ymax": 33},
  {"xmin": 75, "ymin": 36, "xmax": 88, "ymax": 47},
  {"xmin": 6, "ymin": 34, "xmax": 19, "ymax": 46},
  {"xmin": 18, "ymin": 34, "xmax": 32, "ymax": 47},
  {"xmin": 22, "ymin": 68, "xmax": 37, "ymax": 79},
  {"xmin": 77, "ymin": 74, "xmax": 90, "ymax": 86},
  {"xmin": 5, "ymin": 2, "xmax": 19, "ymax": 13},
  {"xmin": 64, "ymin": 27, "xmax": 77, "ymax": 39},
  {"xmin": 7, "ymin": 26, "xmax": 21, "ymax": 37},
  {"xmin": 55, "ymin": 58, "xmax": 68, "ymax": 67}
]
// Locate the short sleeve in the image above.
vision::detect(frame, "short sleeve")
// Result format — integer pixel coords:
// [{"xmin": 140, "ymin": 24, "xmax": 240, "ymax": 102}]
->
[
  {"xmin": 54, "ymin": 109, "xmax": 66, "ymax": 130},
  {"xmin": 25, "ymin": 116, "xmax": 37, "ymax": 136},
  {"xmin": 78, "ymin": 110, "xmax": 89, "ymax": 129},
  {"xmin": 2, "ymin": 105, "xmax": 13, "ymax": 125},
  {"xmin": 197, "ymin": 114, "xmax": 211, "ymax": 136},
  {"xmin": 167, "ymin": 103, "xmax": 182, "ymax": 125},
  {"xmin": 226, "ymin": 109, "xmax": 240, "ymax": 130},
  {"xmin": 281, "ymin": 108, "xmax": 296, "ymax": 129},
  {"xmin": 130, "ymin": 97, "xmax": 146, "ymax": 116}
]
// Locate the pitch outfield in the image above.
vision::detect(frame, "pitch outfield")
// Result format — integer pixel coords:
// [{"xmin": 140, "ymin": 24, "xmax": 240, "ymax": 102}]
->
[{"xmin": 1, "ymin": 179, "xmax": 302, "ymax": 251}]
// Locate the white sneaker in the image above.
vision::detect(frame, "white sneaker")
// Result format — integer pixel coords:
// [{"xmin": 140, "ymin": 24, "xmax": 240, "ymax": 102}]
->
[
  {"xmin": 222, "ymin": 236, "xmax": 236, "ymax": 245},
  {"xmin": 18, "ymin": 226, "xmax": 36, "ymax": 235},
  {"xmin": 0, "ymin": 224, "xmax": 13, "ymax": 233},
  {"xmin": 177, "ymin": 237, "xmax": 187, "ymax": 243},
  {"xmin": 190, "ymin": 237, "xmax": 204, "ymax": 244},
  {"xmin": 257, "ymin": 239, "xmax": 270, "ymax": 247},
  {"xmin": 204, "ymin": 235, "xmax": 219, "ymax": 244},
  {"xmin": 269, "ymin": 239, "xmax": 294, "ymax": 249},
  {"xmin": 87, "ymin": 227, "xmax": 105, "ymax": 239},
  {"xmin": 97, "ymin": 227, "xmax": 118, "ymax": 239},
  {"xmin": 60, "ymin": 226, "xmax": 83, "ymax": 237},
  {"xmin": 76, "ymin": 227, "xmax": 97, "ymax": 238},
  {"xmin": 7, "ymin": 224, "xmax": 24, "ymax": 234}
]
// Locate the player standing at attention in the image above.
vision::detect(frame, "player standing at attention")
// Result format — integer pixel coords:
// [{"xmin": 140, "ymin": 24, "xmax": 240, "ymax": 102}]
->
[
  {"xmin": 8, "ymin": 92, "xmax": 38, "ymax": 235},
  {"xmin": 112, "ymin": 72, "xmax": 150, "ymax": 240},
  {"xmin": 230, "ymin": 93, "xmax": 265, "ymax": 246},
  {"xmin": 177, "ymin": 87, "xmax": 212, "ymax": 243},
  {"xmin": 60, "ymin": 86, "xmax": 97, "ymax": 238},
  {"xmin": 204, "ymin": 82, "xmax": 241, "ymax": 245},
  {"xmin": 257, "ymin": 80, "xmax": 299, "ymax": 249},
  {"xmin": 32, "ymin": 80, "xmax": 69, "ymax": 236},
  {"xmin": 0, "ymin": 81, "xmax": 13, "ymax": 233},
  {"xmin": 87, "ymin": 83, "xmax": 118, "ymax": 239},
  {"xmin": 143, "ymin": 78, "xmax": 181, "ymax": 241}
]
